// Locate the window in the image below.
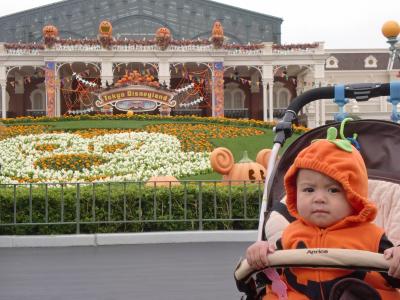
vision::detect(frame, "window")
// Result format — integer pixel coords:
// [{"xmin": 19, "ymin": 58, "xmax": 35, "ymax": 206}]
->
[
  {"xmin": 224, "ymin": 90, "xmax": 233, "ymax": 108},
  {"xmin": 233, "ymin": 90, "xmax": 245, "ymax": 108},
  {"xmin": 30, "ymin": 90, "xmax": 45, "ymax": 110},
  {"xmin": 224, "ymin": 83, "xmax": 245, "ymax": 109},
  {"xmin": 364, "ymin": 55, "xmax": 378, "ymax": 68},
  {"xmin": 325, "ymin": 56, "xmax": 339, "ymax": 69},
  {"xmin": 273, "ymin": 87, "xmax": 291, "ymax": 109}
]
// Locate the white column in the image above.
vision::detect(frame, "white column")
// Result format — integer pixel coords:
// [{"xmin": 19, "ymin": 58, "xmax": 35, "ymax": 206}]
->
[
  {"xmin": 158, "ymin": 60, "xmax": 171, "ymax": 116},
  {"xmin": 0, "ymin": 66, "xmax": 6, "ymax": 119},
  {"xmin": 319, "ymin": 81, "xmax": 326, "ymax": 125},
  {"xmin": 1, "ymin": 81, "xmax": 6, "ymax": 119},
  {"xmin": 315, "ymin": 97, "xmax": 320, "ymax": 126},
  {"xmin": 158, "ymin": 60, "xmax": 170, "ymax": 88},
  {"xmin": 262, "ymin": 81, "xmax": 268, "ymax": 121},
  {"xmin": 321, "ymin": 98, "xmax": 326, "ymax": 125},
  {"xmin": 101, "ymin": 60, "xmax": 113, "ymax": 88},
  {"xmin": 313, "ymin": 64, "xmax": 325, "ymax": 126},
  {"xmin": 268, "ymin": 82, "xmax": 274, "ymax": 122},
  {"xmin": 262, "ymin": 65, "xmax": 273, "ymax": 122}
]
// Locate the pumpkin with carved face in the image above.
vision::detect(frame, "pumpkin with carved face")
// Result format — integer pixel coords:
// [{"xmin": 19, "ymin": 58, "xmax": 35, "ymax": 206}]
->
[
  {"xmin": 210, "ymin": 147, "xmax": 272, "ymax": 185},
  {"xmin": 155, "ymin": 27, "xmax": 172, "ymax": 50},
  {"xmin": 42, "ymin": 24, "xmax": 59, "ymax": 48},
  {"xmin": 42, "ymin": 24, "xmax": 59, "ymax": 38},
  {"xmin": 97, "ymin": 20, "xmax": 113, "ymax": 49},
  {"xmin": 99, "ymin": 20, "xmax": 113, "ymax": 37},
  {"xmin": 211, "ymin": 21, "xmax": 224, "ymax": 48}
]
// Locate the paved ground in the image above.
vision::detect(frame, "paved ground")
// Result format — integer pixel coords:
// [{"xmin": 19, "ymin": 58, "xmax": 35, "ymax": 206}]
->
[{"xmin": 0, "ymin": 242, "xmax": 250, "ymax": 300}]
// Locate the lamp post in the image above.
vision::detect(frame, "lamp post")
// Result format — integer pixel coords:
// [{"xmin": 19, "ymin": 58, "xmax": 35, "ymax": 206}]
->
[
  {"xmin": 381, "ymin": 20, "xmax": 400, "ymax": 71},
  {"xmin": 382, "ymin": 21, "xmax": 400, "ymax": 122}
]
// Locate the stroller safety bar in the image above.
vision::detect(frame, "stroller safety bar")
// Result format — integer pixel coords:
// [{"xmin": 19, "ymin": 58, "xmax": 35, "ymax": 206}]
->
[
  {"xmin": 234, "ymin": 248, "xmax": 391, "ymax": 281},
  {"xmin": 287, "ymin": 83, "xmax": 390, "ymax": 116}
]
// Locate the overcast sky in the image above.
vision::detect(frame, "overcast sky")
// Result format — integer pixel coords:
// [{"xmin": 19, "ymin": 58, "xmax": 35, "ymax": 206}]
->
[{"xmin": 0, "ymin": 0, "xmax": 399, "ymax": 49}]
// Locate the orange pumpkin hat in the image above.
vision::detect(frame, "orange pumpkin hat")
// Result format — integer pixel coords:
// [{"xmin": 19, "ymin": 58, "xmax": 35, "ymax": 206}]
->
[{"xmin": 284, "ymin": 119, "xmax": 377, "ymax": 224}]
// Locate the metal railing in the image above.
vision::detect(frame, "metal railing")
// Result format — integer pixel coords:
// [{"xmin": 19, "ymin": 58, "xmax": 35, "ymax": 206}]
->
[{"xmin": 0, "ymin": 180, "xmax": 264, "ymax": 234}]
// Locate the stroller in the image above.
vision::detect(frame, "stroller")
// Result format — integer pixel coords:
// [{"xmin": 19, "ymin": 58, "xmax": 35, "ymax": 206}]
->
[{"xmin": 234, "ymin": 82, "xmax": 400, "ymax": 299}]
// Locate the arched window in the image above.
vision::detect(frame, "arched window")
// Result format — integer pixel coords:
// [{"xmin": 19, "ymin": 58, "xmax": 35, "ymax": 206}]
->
[
  {"xmin": 30, "ymin": 90, "xmax": 45, "ymax": 110},
  {"xmin": 224, "ymin": 90, "xmax": 233, "ymax": 108},
  {"xmin": 224, "ymin": 83, "xmax": 245, "ymax": 109},
  {"xmin": 273, "ymin": 87, "xmax": 291, "ymax": 109},
  {"xmin": 233, "ymin": 90, "xmax": 245, "ymax": 108}
]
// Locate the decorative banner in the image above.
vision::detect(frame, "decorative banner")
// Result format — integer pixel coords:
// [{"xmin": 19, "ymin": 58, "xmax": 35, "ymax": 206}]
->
[
  {"xmin": 45, "ymin": 61, "xmax": 56, "ymax": 117},
  {"xmin": 95, "ymin": 86, "xmax": 177, "ymax": 113},
  {"xmin": 213, "ymin": 62, "xmax": 224, "ymax": 117}
]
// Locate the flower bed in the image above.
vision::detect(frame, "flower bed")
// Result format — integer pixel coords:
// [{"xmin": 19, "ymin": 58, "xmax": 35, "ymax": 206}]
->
[
  {"xmin": 141, "ymin": 123, "xmax": 264, "ymax": 152},
  {"xmin": 0, "ymin": 132, "xmax": 211, "ymax": 184},
  {"xmin": 1, "ymin": 114, "xmax": 309, "ymax": 135},
  {"xmin": 0, "ymin": 116, "xmax": 308, "ymax": 184},
  {"xmin": 33, "ymin": 153, "xmax": 108, "ymax": 171}
]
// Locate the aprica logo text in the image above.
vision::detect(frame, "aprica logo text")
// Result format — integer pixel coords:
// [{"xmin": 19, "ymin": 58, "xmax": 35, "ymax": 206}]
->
[{"xmin": 306, "ymin": 249, "xmax": 328, "ymax": 255}]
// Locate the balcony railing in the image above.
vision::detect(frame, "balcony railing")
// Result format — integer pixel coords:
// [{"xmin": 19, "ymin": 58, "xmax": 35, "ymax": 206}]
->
[{"xmin": 224, "ymin": 108, "xmax": 249, "ymax": 119}]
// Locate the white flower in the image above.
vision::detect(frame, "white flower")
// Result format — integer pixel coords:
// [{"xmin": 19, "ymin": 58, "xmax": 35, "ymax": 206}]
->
[{"xmin": 0, "ymin": 132, "xmax": 211, "ymax": 184}]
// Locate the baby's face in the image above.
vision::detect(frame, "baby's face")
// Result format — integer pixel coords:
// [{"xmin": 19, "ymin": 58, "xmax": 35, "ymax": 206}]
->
[{"xmin": 296, "ymin": 169, "xmax": 354, "ymax": 228}]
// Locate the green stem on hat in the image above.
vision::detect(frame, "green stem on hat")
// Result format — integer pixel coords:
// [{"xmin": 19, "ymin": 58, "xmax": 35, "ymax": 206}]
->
[{"xmin": 238, "ymin": 151, "xmax": 253, "ymax": 163}]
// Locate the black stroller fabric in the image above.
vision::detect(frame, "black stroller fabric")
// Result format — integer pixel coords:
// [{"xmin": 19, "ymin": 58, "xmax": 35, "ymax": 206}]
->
[{"xmin": 329, "ymin": 278, "xmax": 382, "ymax": 300}]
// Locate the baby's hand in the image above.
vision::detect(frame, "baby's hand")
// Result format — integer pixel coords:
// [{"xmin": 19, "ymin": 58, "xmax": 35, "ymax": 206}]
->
[
  {"xmin": 384, "ymin": 247, "xmax": 400, "ymax": 278},
  {"xmin": 246, "ymin": 241, "xmax": 276, "ymax": 270}
]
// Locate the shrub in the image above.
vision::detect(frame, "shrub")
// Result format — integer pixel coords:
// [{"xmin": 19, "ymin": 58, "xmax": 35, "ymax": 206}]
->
[{"xmin": 0, "ymin": 182, "xmax": 262, "ymax": 235}]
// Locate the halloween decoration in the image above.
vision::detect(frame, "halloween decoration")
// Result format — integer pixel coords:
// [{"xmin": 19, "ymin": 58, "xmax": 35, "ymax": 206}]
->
[
  {"xmin": 42, "ymin": 24, "xmax": 59, "ymax": 48},
  {"xmin": 211, "ymin": 21, "xmax": 224, "ymax": 48},
  {"xmin": 146, "ymin": 175, "xmax": 181, "ymax": 187},
  {"xmin": 155, "ymin": 27, "xmax": 172, "ymax": 50},
  {"xmin": 210, "ymin": 147, "xmax": 271, "ymax": 184},
  {"xmin": 98, "ymin": 20, "xmax": 113, "ymax": 49}
]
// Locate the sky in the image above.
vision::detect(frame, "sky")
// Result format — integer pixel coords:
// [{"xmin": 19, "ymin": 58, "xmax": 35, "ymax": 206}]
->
[{"xmin": 0, "ymin": 0, "xmax": 399, "ymax": 49}]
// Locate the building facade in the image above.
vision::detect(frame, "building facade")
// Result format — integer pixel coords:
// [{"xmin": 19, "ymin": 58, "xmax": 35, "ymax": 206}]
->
[{"xmin": 0, "ymin": 0, "xmax": 398, "ymax": 128}]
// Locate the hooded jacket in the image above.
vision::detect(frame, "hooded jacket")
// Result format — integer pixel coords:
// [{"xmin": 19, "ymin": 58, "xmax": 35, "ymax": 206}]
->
[{"xmin": 264, "ymin": 137, "xmax": 400, "ymax": 300}]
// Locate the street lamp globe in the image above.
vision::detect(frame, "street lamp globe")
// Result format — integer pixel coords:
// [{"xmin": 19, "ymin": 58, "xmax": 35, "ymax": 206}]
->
[{"xmin": 382, "ymin": 20, "xmax": 400, "ymax": 39}]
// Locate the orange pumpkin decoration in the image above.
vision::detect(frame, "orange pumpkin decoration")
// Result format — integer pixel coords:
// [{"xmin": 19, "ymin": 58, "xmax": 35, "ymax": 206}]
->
[
  {"xmin": 210, "ymin": 147, "xmax": 271, "ymax": 185},
  {"xmin": 98, "ymin": 20, "xmax": 113, "ymax": 49},
  {"xmin": 155, "ymin": 27, "xmax": 172, "ymax": 50},
  {"xmin": 146, "ymin": 175, "xmax": 180, "ymax": 187},
  {"xmin": 211, "ymin": 21, "xmax": 224, "ymax": 48},
  {"xmin": 99, "ymin": 20, "xmax": 113, "ymax": 37},
  {"xmin": 42, "ymin": 24, "xmax": 59, "ymax": 48},
  {"xmin": 42, "ymin": 24, "xmax": 59, "ymax": 38}
]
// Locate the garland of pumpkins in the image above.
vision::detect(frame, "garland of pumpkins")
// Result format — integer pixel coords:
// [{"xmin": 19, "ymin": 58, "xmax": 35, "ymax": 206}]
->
[{"xmin": 42, "ymin": 20, "xmax": 226, "ymax": 50}]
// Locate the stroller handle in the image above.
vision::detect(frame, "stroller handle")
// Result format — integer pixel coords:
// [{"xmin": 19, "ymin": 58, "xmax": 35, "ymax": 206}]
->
[
  {"xmin": 274, "ymin": 83, "xmax": 391, "ymax": 145},
  {"xmin": 234, "ymin": 248, "xmax": 391, "ymax": 281},
  {"xmin": 287, "ymin": 83, "xmax": 390, "ymax": 116}
]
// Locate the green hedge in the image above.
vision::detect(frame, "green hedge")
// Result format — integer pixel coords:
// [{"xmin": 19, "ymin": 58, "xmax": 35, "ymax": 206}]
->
[{"xmin": 0, "ymin": 182, "xmax": 262, "ymax": 235}]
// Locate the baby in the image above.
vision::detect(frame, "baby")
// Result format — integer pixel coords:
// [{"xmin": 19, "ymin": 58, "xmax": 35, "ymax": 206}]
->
[{"xmin": 246, "ymin": 127, "xmax": 400, "ymax": 299}]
